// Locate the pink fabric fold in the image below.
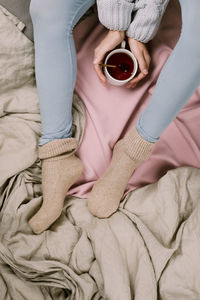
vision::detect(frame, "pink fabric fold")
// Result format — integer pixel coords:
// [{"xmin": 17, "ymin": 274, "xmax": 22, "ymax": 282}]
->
[{"xmin": 67, "ymin": 0, "xmax": 200, "ymax": 199}]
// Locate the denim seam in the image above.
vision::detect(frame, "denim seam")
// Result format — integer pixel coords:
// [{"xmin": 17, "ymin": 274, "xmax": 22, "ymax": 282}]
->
[
  {"xmin": 136, "ymin": 115, "xmax": 159, "ymax": 143},
  {"xmin": 41, "ymin": 126, "xmax": 72, "ymax": 137},
  {"xmin": 70, "ymin": 0, "xmax": 95, "ymax": 31},
  {"xmin": 39, "ymin": 125, "xmax": 72, "ymax": 144},
  {"xmin": 68, "ymin": 0, "xmax": 95, "ymax": 88}
]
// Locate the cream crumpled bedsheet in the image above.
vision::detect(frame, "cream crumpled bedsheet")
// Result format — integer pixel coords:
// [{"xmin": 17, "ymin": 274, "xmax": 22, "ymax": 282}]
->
[{"xmin": 0, "ymin": 5, "xmax": 200, "ymax": 300}]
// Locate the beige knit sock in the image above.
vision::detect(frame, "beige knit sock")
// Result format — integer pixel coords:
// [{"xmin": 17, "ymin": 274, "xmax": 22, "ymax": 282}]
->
[
  {"xmin": 28, "ymin": 137, "xmax": 83, "ymax": 234},
  {"xmin": 87, "ymin": 126, "xmax": 156, "ymax": 218}
]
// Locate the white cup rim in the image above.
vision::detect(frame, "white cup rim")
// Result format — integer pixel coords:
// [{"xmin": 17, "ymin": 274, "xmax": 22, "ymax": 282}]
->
[{"xmin": 104, "ymin": 48, "xmax": 138, "ymax": 84}]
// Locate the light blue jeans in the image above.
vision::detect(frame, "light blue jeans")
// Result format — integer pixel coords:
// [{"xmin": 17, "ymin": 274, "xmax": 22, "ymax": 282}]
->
[
  {"xmin": 29, "ymin": 0, "xmax": 200, "ymax": 146},
  {"xmin": 29, "ymin": 0, "xmax": 95, "ymax": 146},
  {"xmin": 136, "ymin": 0, "xmax": 200, "ymax": 142}
]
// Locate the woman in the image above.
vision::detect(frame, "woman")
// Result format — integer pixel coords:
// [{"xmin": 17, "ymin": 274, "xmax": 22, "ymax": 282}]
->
[
  {"xmin": 88, "ymin": 0, "xmax": 200, "ymax": 218},
  {"xmin": 28, "ymin": 0, "xmax": 161, "ymax": 234},
  {"xmin": 28, "ymin": 0, "xmax": 199, "ymax": 234}
]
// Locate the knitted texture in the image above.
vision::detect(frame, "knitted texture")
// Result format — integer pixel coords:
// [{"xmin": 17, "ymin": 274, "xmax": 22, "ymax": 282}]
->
[
  {"xmin": 126, "ymin": 0, "xmax": 170, "ymax": 42},
  {"xmin": 122, "ymin": 125, "xmax": 155, "ymax": 161},
  {"xmin": 38, "ymin": 137, "xmax": 77, "ymax": 159},
  {"xmin": 97, "ymin": 0, "xmax": 170, "ymax": 43},
  {"xmin": 29, "ymin": 137, "xmax": 83, "ymax": 234},
  {"xmin": 97, "ymin": 0, "xmax": 135, "ymax": 31},
  {"xmin": 87, "ymin": 126, "xmax": 155, "ymax": 218}
]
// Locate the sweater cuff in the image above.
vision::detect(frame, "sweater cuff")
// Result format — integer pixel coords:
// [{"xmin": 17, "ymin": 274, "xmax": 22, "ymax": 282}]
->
[
  {"xmin": 126, "ymin": 1, "xmax": 169, "ymax": 43},
  {"xmin": 97, "ymin": 0, "xmax": 135, "ymax": 31}
]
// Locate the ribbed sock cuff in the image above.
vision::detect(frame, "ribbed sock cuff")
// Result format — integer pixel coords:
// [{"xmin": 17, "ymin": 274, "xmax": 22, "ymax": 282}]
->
[
  {"xmin": 38, "ymin": 137, "xmax": 78, "ymax": 160},
  {"xmin": 123, "ymin": 126, "xmax": 155, "ymax": 161}
]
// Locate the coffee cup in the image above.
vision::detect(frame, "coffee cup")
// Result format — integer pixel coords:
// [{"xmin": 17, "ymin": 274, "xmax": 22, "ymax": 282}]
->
[{"xmin": 104, "ymin": 40, "xmax": 138, "ymax": 86}]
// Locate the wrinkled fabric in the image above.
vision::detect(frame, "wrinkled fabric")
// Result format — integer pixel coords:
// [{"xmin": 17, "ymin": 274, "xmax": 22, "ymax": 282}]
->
[{"xmin": 1, "ymin": 2, "xmax": 200, "ymax": 300}]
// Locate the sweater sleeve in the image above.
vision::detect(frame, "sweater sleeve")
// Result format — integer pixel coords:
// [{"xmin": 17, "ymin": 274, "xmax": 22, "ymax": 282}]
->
[
  {"xmin": 126, "ymin": 0, "xmax": 170, "ymax": 43},
  {"xmin": 96, "ymin": 0, "xmax": 135, "ymax": 31}
]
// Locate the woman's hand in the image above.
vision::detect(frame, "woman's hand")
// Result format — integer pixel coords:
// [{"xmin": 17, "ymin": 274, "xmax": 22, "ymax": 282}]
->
[
  {"xmin": 126, "ymin": 38, "xmax": 151, "ymax": 88},
  {"xmin": 93, "ymin": 30, "xmax": 125, "ymax": 86}
]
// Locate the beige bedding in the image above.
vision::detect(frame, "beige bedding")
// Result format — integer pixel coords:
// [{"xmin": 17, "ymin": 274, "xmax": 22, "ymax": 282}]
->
[{"xmin": 0, "ymin": 6, "xmax": 200, "ymax": 300}]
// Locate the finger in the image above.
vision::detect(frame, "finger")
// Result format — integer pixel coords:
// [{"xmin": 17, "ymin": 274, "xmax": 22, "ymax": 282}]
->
[
  {"xmin": 143, "ymin": 49, "xmax": 151, "ymax": 70},
  {"xmin": 128, "ymin": 41, "xmax": 148, "ymax": 76},
  {"xmin": 126, "ymin": 72, "xmax": 145, "ymax": 88},
  {"xmin": 94, "ymin": 63, "xmax": 107, "ymax": 86},
  {"xmin": 128, "ymin": 72, "xmax": 146, "ymax": 85},
  {"xmin": 93, "ymin": 49, "xmax": 107, "ymax": 86},
  {"xmin": 137, "ymin": 52, "xmax": 149, "ymax": 75},
  {"xmin": 126, "ymin": 52, "xmax": 150, "ymax": 89}
]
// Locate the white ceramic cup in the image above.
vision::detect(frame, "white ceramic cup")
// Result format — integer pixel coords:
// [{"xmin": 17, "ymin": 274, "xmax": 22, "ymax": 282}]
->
[{"xmin": 104, "ymin": 40, "xmax": 138, "ymax": 86}]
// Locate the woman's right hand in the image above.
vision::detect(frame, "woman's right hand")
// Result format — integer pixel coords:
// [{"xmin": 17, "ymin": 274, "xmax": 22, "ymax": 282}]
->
[{"xmin": 93, "ymin": 30, "xmax": 125, "ymax": 86}]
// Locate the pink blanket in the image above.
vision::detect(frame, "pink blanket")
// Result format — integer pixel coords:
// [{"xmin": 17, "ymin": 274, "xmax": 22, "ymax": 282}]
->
[{"xmin": 67, "ymin": 0, "xmax": 200, "ymax": 199}]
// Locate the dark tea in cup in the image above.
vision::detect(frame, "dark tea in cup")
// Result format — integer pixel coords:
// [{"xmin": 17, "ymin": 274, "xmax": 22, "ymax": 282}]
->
[
  {"xmin": 104, "ymin": 40, "xmax": 138, "ymax": 86},
  {"xmin": 106, "ymin": 52, "xmax": 134, "ymax": 81}
]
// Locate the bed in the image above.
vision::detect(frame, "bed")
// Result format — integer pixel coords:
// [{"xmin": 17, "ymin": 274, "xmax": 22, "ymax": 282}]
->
[{"xmin": 0, "ymin": 1, "xmax": 200, "ymax": 299}]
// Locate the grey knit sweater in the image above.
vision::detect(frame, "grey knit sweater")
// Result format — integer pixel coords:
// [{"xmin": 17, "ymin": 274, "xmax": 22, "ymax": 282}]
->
[{"xmin": 97, "ymin": 0, "xmax": 170, "ymax": 43}]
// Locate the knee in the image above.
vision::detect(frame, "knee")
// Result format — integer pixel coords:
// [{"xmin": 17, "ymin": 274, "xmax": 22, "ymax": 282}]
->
[
  {"xmin": 29, "ymin": 0, "xmax": 72, "ymax": 35},
  {"xmin": 180, "ymin": 26, "xmax": 200, "ymax": 63},
  {"xmin": 29, "ymin": 0, "xmax": 73, "ymax": 38},
  {"xmin": 181, "ymin": 5, "xmax": 200, "ymax": 59},
  {"xmin": 29, "ymin": 0, "xmax": 48, "ymax": 22}
]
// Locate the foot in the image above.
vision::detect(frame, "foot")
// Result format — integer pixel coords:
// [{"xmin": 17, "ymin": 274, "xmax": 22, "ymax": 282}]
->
[
  {"xmin": 87, "ymin": 126, "xmax": 155, "ymax": 218},
  {"xmin": 28, "ymin": 138, "xmax": 84, "ymax": 234}
]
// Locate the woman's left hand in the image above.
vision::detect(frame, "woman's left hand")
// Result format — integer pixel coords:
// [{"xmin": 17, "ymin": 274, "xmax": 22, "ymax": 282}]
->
[
  {"xmin": 126, "ymin": 38, "xmax": 151, "ymax": 88},
  {"xmin": 93, "ymin": 30, "xmax": 125, "ymax": 86}
]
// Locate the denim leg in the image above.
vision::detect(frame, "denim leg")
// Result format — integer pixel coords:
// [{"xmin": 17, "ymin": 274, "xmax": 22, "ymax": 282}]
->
[
  {"xmin": 136, "ymin": 0, "xmax": 200, "ymax": 143},
  {"xmin": 29, "ymin": 0, "xmax": 95, "ymax": 146}
]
